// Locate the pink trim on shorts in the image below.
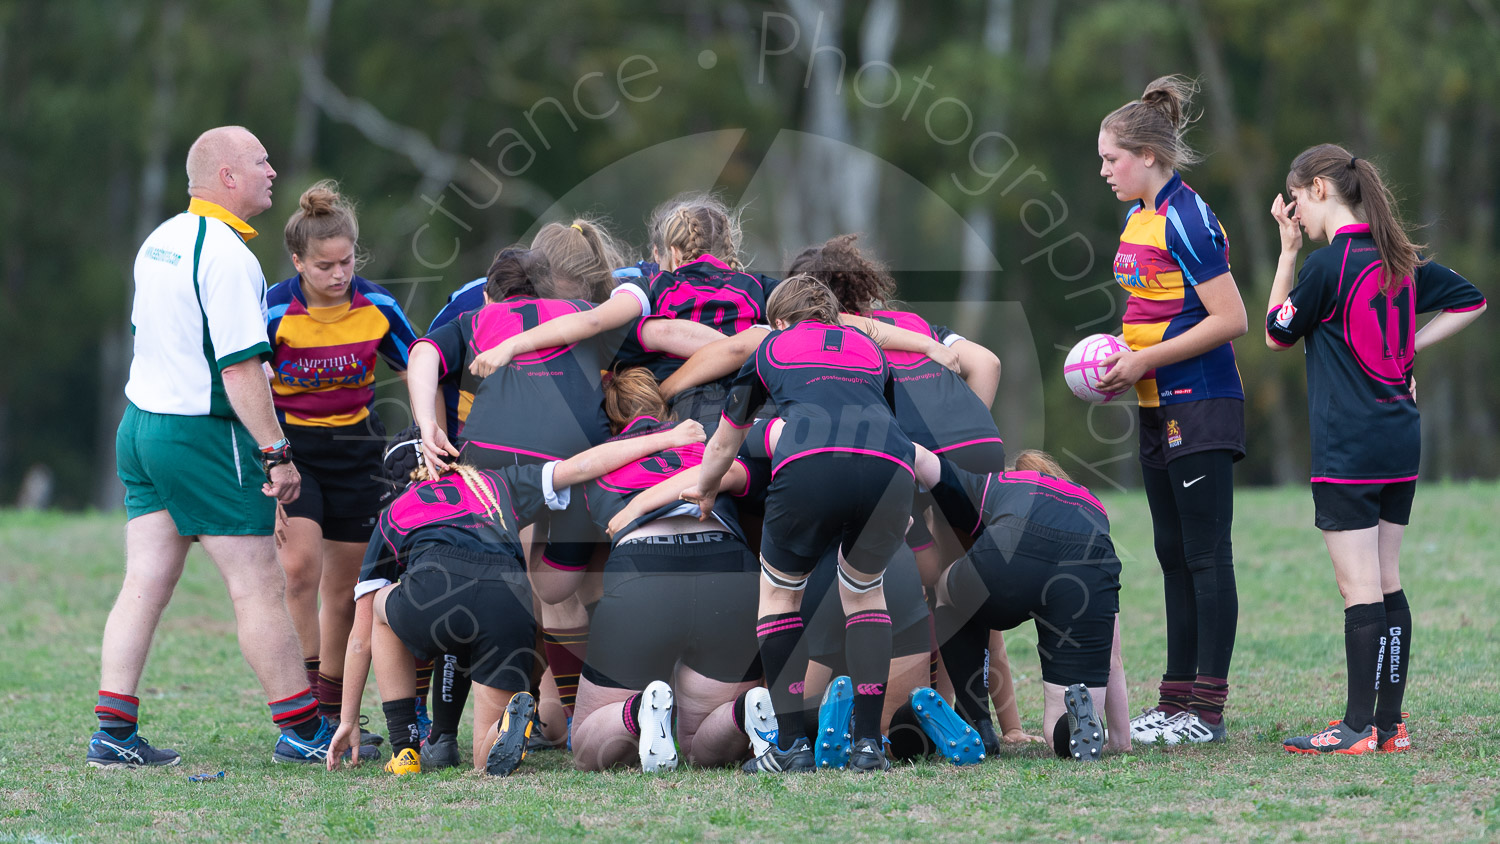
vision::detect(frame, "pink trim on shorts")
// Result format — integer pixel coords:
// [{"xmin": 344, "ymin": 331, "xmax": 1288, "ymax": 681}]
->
[{"xmin": 1311, "ymin": 475, "xmax": 1418, "ymax": 485}]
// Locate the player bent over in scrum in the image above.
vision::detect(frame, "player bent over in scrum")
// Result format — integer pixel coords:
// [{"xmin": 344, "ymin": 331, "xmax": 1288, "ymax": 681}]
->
[
  {"xmin": 686, "ymin": 276, "xmax": 917, "ymax": 774},
  {"xmin": 567, "ymin": 368, "xmax": 764, "ymax": 772},
  {"xmin": 327, "ymin": 421, "xmax": 706, "ymax": 774},
  {"xmin": 916, "ymin": 447, "xmax": 1131, "ymax": 761}
]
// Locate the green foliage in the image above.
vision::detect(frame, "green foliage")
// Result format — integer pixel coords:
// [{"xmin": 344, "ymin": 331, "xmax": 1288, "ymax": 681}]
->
[{"xmin": 2, "ymin": 0, "xmax": 1497, "ymax": 506}]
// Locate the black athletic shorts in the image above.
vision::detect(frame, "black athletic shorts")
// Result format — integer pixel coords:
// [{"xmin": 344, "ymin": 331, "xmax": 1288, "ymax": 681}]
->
[
  {"xmin": 762, "ymin": 453, "xmax": 915, "ymax": 577},
  {"xmin": 281, "ymin": 418, "xmax": 387, "ymax": 542},
  {"xmin": 460, "ymin": 447, "xmax": 601, "ymax": 572},
  {"xmin": 1138, "ymin": 398, "xmax": 1245, "ymax": 470},
  {"xmin": 1311, "ymin": 479, "xmax": 1415, "ymax": 531},
  {"xmin": 581, "ymin": 534, "xmax": 761, "ymax": 689},
  {"xmin": 943, "ymin": 517, "xmax": 1120, "ymax": 687},
  {"xmin": 383, "ymin": 546, "xmax": 535, "ymax": 691},
  {"xmin": 803, "ymin": 543, "xmax": 931, "ymax": 664}
]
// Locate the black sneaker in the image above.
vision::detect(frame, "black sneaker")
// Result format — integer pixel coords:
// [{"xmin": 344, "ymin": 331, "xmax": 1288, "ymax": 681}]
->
[
  {"xmin": 358, "ymin": 714, "xmax": 385, "ymax": 747},
  {"xmin": 420, "ymin": 732, "xmax": 462, "ymax": 771},
  {"xmin": 86, "ymin": 730, "xmax": 181, "ymax": 769},
  {"xmin": 1054, "ymin": 684, "xmax": 1105, "ymax": 762},
  {"xmin": 741, "ymin": 737, "xmax": 815, "ymax": 773},
  {"xmin": 485, "ymin": 692, "xmax": 535, "ymax": 777},
  {"xmin": 848, "ymin": 737, "xmax": 891, "ymax": 772}
]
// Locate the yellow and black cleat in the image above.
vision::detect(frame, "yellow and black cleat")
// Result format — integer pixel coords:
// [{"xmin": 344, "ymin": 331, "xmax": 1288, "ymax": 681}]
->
[{"xmin": 486, "ymin": 692, "xmax": 536, "ymax": 777}]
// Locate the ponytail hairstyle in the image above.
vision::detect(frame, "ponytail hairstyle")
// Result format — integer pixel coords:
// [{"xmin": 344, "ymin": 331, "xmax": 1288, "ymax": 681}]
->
[
  {"xmin": 786, "ymin": 233, "xmax": 897, "ymax": 316},
  {"xmin": 766, "ymin": 274, "xmax": 842, "ymax": 328},
  {"xmin": 1286, "ymin": 144, "xmax": 1427, "ymax": 295},
  {"xmin": 284, "ymin": 179, "xmax": 364, "ymax": 266},
  {"xmin": 484, "ymin": 246, "xmax": 552, "ymax": 303},
  {"xmin": 648, "ymin": 192, "xmax": 744, "ymax": 269},
  {"xmin": 1010, "ymin": 449, "xmax": 1073, "ymax": 483},
  {"xmin": 531, "ymin": 217, "xmax": 631, "ymax": 303},
  {"xmin": 1099, "ymin": 75, "xmax": 1203, "ymax": 172},
  {"xmin": 602, "ymin": 367, "xmax": 674, "ymax": 434},
  {"xmin": 408, "ymin": 462, "xmax": 508, "ymax": 532}
]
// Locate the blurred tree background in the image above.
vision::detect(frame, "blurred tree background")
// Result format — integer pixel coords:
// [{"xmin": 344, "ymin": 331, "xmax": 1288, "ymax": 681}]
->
[{"xmin": 1, "ymin": 0, "xmax": 1494, "ymax": 509}]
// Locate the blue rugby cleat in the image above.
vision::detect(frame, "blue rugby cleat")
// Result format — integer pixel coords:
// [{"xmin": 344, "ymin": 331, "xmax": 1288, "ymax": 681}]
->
[
  {"xmin": 909, "ymin": 687, "xmax": 986, "ymax": 766},
  {"xmin": 814, "ymin": 676, "xmax": 854, "ymax": 769}
]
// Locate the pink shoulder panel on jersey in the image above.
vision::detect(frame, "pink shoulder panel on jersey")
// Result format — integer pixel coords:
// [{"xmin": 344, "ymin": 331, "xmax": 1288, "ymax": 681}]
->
[{"xmin": 765, "ymin": 323, "xmax": 884, "ymax": 373}]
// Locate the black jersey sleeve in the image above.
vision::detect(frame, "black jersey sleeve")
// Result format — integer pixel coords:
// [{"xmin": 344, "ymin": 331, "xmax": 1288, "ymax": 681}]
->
[
  {"xmin": 494, "ymin": 463, "xmax": 553, "ymax": 529},
  {"xmin": 419, "ymin": 318, "xmax": 470, "ymax": 383},
  {"xmin": 1267, "ymin": 252, "xmax": 1338, "ymax": 347},
  {"xmin": 931, "ymin": 324, "xmax": 963, "ymax": 345},
  {"xmin": 359, "ymin": 515, "xmax": 403, "ymax": 584},
  {"xmin": 929, "ymin": 456, "xmax": 990, "ymax": 539},
  {"xmin": 1413, "ymin": 260, "xmax": 1486, "ymax": 314},
  {"xmin": 721, "ymin": 348, "xmax": 769, "ymax": 429}
]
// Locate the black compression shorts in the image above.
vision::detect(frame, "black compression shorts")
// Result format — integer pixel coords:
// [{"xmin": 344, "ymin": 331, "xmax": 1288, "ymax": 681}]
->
[
  {"xmin": 761, "ymin": 453, "xmax": 915, "ymax": 578},
  {"xmin": 383, "ymin": 546, "xmax": 536, "ymax": 691},
  {"xmin": 581, "ymin": 536, "xmax": 761, "ymax": 689},
  {"xmin": 943, "ymin": 517, "xmax": 1120, "ymax": 687}
]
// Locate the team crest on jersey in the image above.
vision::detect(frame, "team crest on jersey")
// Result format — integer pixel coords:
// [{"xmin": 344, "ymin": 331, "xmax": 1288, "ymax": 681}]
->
[
  {"xmin": 1166, "ymin": 419, "xmax": 1183, "ymax": 449},
  {"xmin": 1274, "ymin": 298, "xmax": 1297, "ymax": 328}
]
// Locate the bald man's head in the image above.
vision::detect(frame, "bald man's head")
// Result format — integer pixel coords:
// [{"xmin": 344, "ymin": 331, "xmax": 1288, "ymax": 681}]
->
[{"xmin": 185, "ymin": 126, "xmax": 276, "ymax": 219}]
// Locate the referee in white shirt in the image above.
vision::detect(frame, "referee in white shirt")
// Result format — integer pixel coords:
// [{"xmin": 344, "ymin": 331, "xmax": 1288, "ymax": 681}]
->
[{"xmin": 88, "ymin": 127, "xmax": 336, "ymax": 768}]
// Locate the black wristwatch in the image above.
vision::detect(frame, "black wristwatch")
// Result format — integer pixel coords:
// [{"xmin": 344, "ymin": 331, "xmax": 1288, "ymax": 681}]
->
[{"xmin": 259, "ymin": 438, "xmax": 294, "ymax": 478}]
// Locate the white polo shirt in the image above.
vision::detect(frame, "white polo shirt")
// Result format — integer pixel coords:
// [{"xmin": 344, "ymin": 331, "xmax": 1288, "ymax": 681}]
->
[{"xmin": 124, "ymin": 199, "xmax": 272, "ymax": 418}]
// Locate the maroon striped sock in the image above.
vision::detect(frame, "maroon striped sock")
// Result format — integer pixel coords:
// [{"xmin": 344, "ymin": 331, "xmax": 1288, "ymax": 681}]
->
[
  {"xmin": 303, "ymin": 658, "xmax": 320, "ymax": 695},
  {"xmin": 1191, "ymin": 676, "xmax": 1229, "ymax": 725},
  {"xmin": 317, "ymin": 672, "xmax": 343, "ymax": 720},
  {"xmin": 544, "ymin": 627, "xmax": 589, "ymax": 717},
  {"xmin": 1157, "ymin": 680, "xmax": 1194, "ymax": 715}
]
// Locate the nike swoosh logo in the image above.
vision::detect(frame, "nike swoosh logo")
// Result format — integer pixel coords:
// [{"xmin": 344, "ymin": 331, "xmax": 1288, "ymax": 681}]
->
[
  {"xmin": 659, "ymin": 723, "xmax": 669, "ymax": 740},
  {"xmin": 1182, "ymin": 476, "xmax": 1206, "ymax": 488}
]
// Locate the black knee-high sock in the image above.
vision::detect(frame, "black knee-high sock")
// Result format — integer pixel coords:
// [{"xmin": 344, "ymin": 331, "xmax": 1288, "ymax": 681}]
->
[
  {"xmin": 383, "ymin": 698, "xmax": 421, "ymax": 755},
  {"xmin": 756, "ymin": 612, "xmax": 808, "ymax": 750},
  {"xmin": 430, "ymin": 654, "xmax": 472, "ymax": 739},
  {"xmin": 1375, "ymin": 590, "xmax": 1411, "ymax": 732},
  {"xmin": 934, "ymin": 609, "xmax": 991, "ymax": 726},
  {"xmin": 845, "ymin": 610, "xmax": 892, "ymax": 741},
  {"xmin": 1343, "ymin": 602, "xmax": 1386, "ymax": 733}
]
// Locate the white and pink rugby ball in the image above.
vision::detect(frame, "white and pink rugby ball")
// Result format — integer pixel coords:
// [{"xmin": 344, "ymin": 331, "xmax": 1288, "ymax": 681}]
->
[{"xmin": 1063, "ymin": 333, "xmax": 1130, "ymax": 403}]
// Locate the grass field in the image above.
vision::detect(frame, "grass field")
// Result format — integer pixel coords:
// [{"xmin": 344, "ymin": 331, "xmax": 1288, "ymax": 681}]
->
[{"xmin": 2, "ymin": 483, "xmax": 1498, "ymax": 842}]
